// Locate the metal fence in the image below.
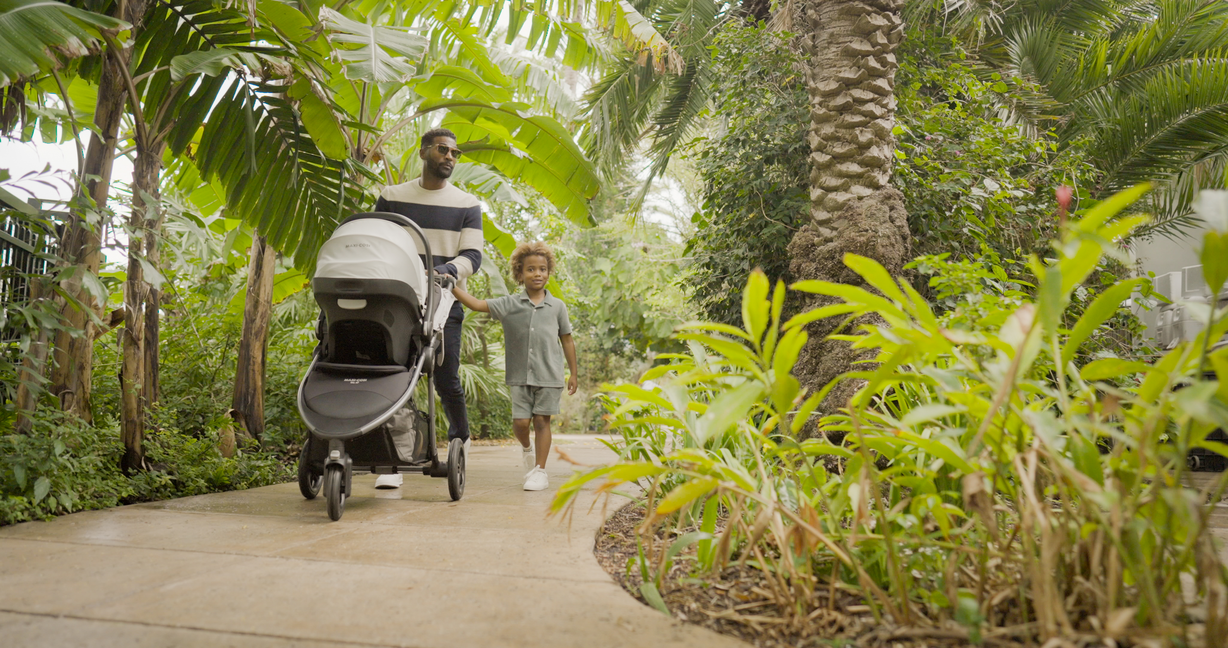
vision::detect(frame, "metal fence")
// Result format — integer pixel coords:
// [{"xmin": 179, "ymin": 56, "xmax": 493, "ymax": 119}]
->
[{"xmin": 0, "ymin": 189, "xmax": 57, "ymax": 342}]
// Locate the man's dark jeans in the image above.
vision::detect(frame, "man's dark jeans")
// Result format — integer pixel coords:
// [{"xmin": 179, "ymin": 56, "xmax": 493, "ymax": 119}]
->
[{"xmin": 436, "ymin": 301, "xmax": 469, "ymax": 442}]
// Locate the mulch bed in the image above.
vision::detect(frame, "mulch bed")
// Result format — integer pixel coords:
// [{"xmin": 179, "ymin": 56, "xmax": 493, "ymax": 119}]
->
[{"xmin": 594, "ymin": 501, "xmax": 1043, "ymax": 648}]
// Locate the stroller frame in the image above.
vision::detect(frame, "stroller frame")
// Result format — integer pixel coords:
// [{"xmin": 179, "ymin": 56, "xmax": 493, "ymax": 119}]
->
[{"xmin": 296, "ymin": 212, "xmax": 465, "ymax": 520}]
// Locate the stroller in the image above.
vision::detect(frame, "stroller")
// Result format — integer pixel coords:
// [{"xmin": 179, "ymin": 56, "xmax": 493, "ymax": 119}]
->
[{"xmin": 296, "ymin": 212, "xmax": 465, "ymax": 521}]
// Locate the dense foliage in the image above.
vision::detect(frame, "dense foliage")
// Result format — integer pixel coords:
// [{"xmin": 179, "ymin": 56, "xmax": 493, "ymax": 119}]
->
[
  {"xmin": 554, "ymin": 188, "xmax": 1228, "ymax": 643},
  {"xmin": 687, "ymin": 23, "xmax": 810, "ymax": 326}
]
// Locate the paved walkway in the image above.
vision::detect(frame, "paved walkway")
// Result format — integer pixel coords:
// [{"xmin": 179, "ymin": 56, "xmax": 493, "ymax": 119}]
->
[{"xmin": 0, "ymin": 435, "xmax": 749, "ymax": 648}]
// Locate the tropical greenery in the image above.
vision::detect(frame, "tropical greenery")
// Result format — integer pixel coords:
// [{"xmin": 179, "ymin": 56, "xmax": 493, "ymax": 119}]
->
[
  {"xmin": 555, "ymin": 187, "xmax": 1228, "ymax": 642},
  {"xmin": 2, "ymin": 0, "xmax": 1228, "ymax": 643}
]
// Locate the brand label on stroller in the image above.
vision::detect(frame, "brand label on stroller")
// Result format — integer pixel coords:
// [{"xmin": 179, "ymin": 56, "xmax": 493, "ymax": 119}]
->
[{"xmin": 343, "ymin": 378, "xmax": 368, "ymax": 384}]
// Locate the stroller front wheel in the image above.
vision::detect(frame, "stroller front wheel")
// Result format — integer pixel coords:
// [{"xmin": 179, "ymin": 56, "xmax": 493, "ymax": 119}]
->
[
  {"xmin": 447, "ymin": 438, "xmax": 465, "ymax": 501},
  {"xmin": 298, "ymin": 442, "xmax": 322, "ymax": 500},
  {"xmin": 325, "ymin": 464, "xmax": 346, "ymax": 520}
]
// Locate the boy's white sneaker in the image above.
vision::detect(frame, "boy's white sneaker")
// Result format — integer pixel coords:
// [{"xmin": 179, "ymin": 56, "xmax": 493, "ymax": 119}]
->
[
  {"xmin": 523, "ymin": 467, "xmax": 548, "ymax": 491},
  {"xmin": 521, "ymin": 445, "xmax": 535, "ymax": 473},
  {"xmin": 375, "ymin": 474, "xmax": 403, "ymax": 489}
]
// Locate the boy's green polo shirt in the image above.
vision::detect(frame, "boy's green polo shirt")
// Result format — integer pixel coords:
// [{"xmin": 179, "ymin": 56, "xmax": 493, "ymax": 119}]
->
[{"xmin": 487, "ymin": 289, "xmax": 572, "ymax": 387}]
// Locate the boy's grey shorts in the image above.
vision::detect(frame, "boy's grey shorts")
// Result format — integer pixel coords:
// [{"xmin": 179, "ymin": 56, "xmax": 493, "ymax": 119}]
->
[{"xmin": 511, "ymin": 385, "xmax": 563, "ymax": 419}]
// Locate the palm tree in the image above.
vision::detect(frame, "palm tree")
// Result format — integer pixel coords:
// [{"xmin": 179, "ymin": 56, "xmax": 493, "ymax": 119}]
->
[
  {"xmin": 774, "ymin": 0, "xmax": 911, "ymax": 421},
  {"xmin": 910, "ymin": 0, "xmax": 1228, "ymax": 237}
]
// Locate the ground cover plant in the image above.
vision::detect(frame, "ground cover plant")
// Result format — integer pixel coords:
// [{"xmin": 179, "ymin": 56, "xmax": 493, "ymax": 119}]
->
[{"xmin": 554, "ymin": 186, "xmax": 1228, "ymax": 645}]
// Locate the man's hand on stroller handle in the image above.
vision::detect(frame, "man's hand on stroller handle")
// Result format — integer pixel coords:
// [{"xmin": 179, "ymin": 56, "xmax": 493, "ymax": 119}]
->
[{"xmin": 434, "ymin": 273, "xmax": 457, "ymax": 291}]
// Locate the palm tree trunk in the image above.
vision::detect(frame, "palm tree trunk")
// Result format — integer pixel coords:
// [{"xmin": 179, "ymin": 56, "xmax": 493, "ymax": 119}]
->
[
  {"xmin": 119, "ymin": 140, "xmax": 165, "ymax": 473},
  {"xmin": 142, "ymin": 209, "xmax": 166, "ymax": 409},
  {"xmin": 50, "ymin": 0, "xmax": 147, "ymax": 421},
  {"xmin": 231, "ymin": 234, "xmax": 277, "ymax": 442},
  {"xmin": 789, "ymin": 0, "xmax": 910, "ymax": 429}
]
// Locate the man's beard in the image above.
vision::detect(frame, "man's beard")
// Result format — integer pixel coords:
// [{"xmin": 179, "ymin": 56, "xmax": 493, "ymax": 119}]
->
[{"xmin": 431, "ymin": 161, "xmax": 454, "ymax": 179}]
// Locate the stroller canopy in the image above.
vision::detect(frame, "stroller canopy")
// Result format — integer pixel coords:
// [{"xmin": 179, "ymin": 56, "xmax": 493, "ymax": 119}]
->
[{"xmin": 315, "ymin": 219, "xmax": 426, "ymax": 300}]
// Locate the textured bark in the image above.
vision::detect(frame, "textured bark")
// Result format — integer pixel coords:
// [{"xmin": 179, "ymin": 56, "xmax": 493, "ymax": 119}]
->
[
  {"xmin": 50, "ymin": 0, "xmax": 147, "ymax": 421},
  {"xmin": 143, "ymin": 206, "xmax": 167, "ymax": 409},
  {"xmin": 231, "ymin": 235, "xmax": 277, "ymax": 442},
  {"xmin": 13, "ymin": 279, "xmax": 50, "ymax": 435},
  {"xmin": 119, "ymin": 141, "xmax": 165, "ymax": 473},
  {"xmin": 788, "ymin": 190, "xmax": 910, "ymax": 430},
  {"xmin": 790, "ymin": 0, "xmax": 908, "ymax": 433}
]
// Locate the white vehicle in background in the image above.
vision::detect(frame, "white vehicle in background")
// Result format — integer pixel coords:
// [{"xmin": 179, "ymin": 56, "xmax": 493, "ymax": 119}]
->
[{"xmin": 1133, "ymin": 191, "xmax": 1228, "ymax": 470}]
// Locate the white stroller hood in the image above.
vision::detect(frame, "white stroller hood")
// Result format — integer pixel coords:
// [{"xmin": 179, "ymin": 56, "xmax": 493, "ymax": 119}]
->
[{"xmin": 315, "ymin": 219, "xmax": 426, "ymax": 299}]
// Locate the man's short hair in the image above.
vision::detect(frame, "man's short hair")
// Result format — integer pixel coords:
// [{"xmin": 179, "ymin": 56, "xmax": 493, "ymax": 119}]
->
[{"xmin": 421, "ymin": 127, "xmax": 457, "ymax": 149}]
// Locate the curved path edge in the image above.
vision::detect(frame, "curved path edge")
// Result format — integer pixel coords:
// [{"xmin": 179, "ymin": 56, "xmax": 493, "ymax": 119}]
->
[{"xmin": 0, "ymin": 435, "xmax": 750, "ymax": 648}]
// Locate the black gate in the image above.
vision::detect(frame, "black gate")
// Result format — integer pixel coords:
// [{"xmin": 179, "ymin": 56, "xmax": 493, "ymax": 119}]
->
[{"xmin": 0, "ymin": 187, "xmax": 56, "ymax": 342}]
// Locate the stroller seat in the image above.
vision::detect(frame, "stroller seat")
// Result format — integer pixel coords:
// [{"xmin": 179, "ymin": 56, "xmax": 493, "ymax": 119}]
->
[{"xmin": 313, "ymin": 218, "xmax": 427, "ymax": 366}]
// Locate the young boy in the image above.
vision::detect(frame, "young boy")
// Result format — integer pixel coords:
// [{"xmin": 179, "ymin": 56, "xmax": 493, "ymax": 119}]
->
[{"xmin": 451, "ymin": 242, "xmax": 578, "ymax": 491}]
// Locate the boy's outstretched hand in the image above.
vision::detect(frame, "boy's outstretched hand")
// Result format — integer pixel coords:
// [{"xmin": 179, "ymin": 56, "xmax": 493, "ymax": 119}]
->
[{"xmin": 567, "ymin": 374, "xmax": 578, "ymax": 395}]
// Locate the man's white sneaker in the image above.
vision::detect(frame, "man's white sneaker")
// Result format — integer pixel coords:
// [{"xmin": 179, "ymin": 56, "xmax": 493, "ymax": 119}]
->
[
  {"xmin": 463, "ymin": 437, "xmax": 471, "ymax": 457},
  {"xmin": 523, "ymin": 467, "xmax": 548, "ymax": 491},
  {"xmin": 375, "ymin": 474, "xmax": 403, "ymax": 489},
  {"xmin": 521, "ymin": 445, "xmax": 535, "ymax": 473}
]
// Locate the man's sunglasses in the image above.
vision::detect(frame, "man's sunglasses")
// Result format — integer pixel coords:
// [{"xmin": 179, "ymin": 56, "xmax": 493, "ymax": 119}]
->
[{"xmin": 425, "ymin": 143, "xmax": 464, "ymax": 159}]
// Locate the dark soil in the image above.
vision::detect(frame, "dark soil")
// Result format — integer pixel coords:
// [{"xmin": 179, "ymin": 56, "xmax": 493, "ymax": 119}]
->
[{"xmin": 595, "ymin": 501, "xmax": 1035, "ymax": 648}]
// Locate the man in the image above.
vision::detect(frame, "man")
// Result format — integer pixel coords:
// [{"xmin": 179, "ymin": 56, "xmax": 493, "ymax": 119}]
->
[{"xmin": 372, "ymin": 127, "xmax": 481, "ymax": 488}]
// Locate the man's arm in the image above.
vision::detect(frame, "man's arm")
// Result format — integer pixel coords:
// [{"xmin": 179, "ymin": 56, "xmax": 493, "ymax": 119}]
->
[{"xmin": 443, "ymin": 205, "xmax": 483, "ymax": 281}]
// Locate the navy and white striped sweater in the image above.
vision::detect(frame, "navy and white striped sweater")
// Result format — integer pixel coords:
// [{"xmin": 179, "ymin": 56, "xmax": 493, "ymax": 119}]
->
[{"xmin": 374, "ymin": 179, "xmax": 483, "ymax": 290}]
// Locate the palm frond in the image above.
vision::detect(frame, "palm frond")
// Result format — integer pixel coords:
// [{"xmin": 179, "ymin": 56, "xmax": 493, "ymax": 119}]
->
[{"xmin": 0, "ymin": 0, "xmax": 126, "ymax": 87}]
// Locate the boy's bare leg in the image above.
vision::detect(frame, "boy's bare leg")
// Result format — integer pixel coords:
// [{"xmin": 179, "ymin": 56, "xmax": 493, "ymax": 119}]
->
[
  {"xmin": 533, "ymin": 415, "xmax": 552, "ymax": 469},
  {"xmin": 512, "ymin": 418, "xmax": 532, "ymax": 450}
]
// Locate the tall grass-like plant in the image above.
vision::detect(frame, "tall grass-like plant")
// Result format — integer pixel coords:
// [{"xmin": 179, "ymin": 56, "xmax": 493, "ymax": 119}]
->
[{"xmin": 552, "ymin": 185, "xmax": 1228, "ymax": 644}]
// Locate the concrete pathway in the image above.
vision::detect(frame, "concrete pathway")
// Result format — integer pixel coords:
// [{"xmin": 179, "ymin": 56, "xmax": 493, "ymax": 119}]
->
[{"xmin": 0, "ymin": 435, "xmax": 749, "ymax": 648}]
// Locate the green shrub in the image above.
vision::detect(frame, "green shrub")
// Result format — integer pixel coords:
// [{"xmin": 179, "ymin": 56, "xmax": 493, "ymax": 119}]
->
[
  {"xmin": 1, "ymin": 407, "xmax": 292, "ymax": 526},
  {"xmin": 554, "ymin": 186, "xmax": 1228, "ymax": 642}
]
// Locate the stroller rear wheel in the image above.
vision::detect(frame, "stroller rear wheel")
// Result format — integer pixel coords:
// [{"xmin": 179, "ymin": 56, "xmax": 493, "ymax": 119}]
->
[
  {"xmin": 447, "ymin": 438, "xmax": 465, "ymax": 501},
  {"xmin": 298, "ymin": 442, "xmax": 322, "ymax": 500},
  {"xmin": 325, "ymin": 464, "xmax": 346, "ymax": 521}
]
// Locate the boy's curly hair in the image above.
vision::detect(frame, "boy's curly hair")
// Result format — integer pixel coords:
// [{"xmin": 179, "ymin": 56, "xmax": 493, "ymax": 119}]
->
[{"xmin": 510, "ymin": 241, "xmax": 556, "ymax": 284}]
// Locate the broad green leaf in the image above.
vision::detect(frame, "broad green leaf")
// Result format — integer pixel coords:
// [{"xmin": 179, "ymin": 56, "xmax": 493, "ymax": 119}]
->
[
  {"xmin": 1069, "ymin": 433, "xmax": 1105, "ymax": 485},
  {"xmin": 608, "ymin": 383, "xmax": 674, "ymax": 410},
  {"xmin": 1081, "ymin": 358, "xmax": 1150, "ymax": 381},
  {"xmin": 136, "ymin": 257, "xmax": 167, "ymax": 290},
  {"xmin": 169, "ymin": 48, "xmax": 247, "ymax": 81},
  {"xmin": 289, "ymin": 80, "xmax": 349, "ymax": 161},
  {"xmin": 639, "ymin": 581, "xmax": 669, "ymax": 615},
  {"xmin": 782, "ymin": 303, "xmax": 860, "ymax": 330},
  {"xmin": 415, "ymin": 65, "xmax": 512, "ymax": 103},
  {"xmin": 1063, "ymin": 279, "xmax": 1143, "ymax": 365},
  {"xmin": 272, "ymin": 269, "xmax": 308, "ymax": 304},
  {"xmin": 32, "ymin": 475, "xmax": 49, "ymax": 503},
  {"xmin": 742, "ymin": 270, "xmax": 769, "ymax": 345},
  {"xmin": 0, "ymin": 0, "xmax": 127, "ymax": 86},
  {"xmin": 664, "ymin": 530, "xmax": 712, "ymax": 564},
  {"xmin": 593, "ymin": 0, "xmax": 682, "ymax": 73},
  {"xmin": 450, "ymin": 163, "xmax": 529, "ymax": 208},
  {"xmin": 844, "ymin": 253, "xmax": 907, "ymax": 304},
  {"xmin": 1072, "ymin": 183, "xmax": 1151, "ymax": 234},
  {"xmin": 319, "ymin": 7, "xmax": 425, "ymax": 82},
  {"xmin": 900, "ymin": 404, "xmax": 963, "ymax": 428},
  {"xmin": 656, "ymin": 478, "xmax": 717, "ymax": 514},
  {"xmin": 695, "ymin": 381, "xmax": 764, "ymax": 443},
  {"xmin": 435, "ymin": 99, "xmax": 599, "ymax": 226},
  {"xmin": 1200, "ymin": 231, "xmax": 1228, "ymax": 295},
  {"xmin": 1037, "ymin": 265, "xmax": 1064, "ymax": 337},
  {"xmin": 772, "ymin": 328, "xmax": 807, "ymax": 380},
  {"xmin": 606, "ymin": 462, "xmax": 667, "ymax": 483}
]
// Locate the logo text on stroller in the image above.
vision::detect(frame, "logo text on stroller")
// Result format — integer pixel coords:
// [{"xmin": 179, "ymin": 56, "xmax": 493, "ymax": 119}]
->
[{"xmin": 344, "ymin": 378, "xmax": 368, "ymax": 384}]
